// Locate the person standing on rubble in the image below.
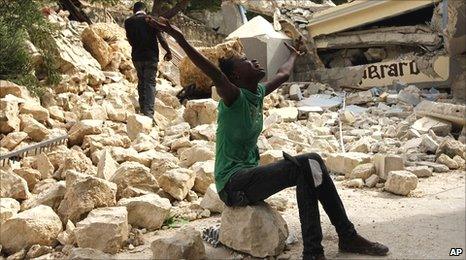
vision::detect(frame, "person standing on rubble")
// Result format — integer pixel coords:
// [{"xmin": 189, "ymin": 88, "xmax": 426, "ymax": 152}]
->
[
  {"xmin": 149, "ymin": 17, "xmax": 389, "ymax": 260},
  {"xmin": 124, "ymin": 2, "xmax": 173, "ymax": 118}
]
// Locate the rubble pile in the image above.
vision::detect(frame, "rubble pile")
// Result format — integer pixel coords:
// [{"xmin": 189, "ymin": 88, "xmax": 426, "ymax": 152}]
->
[{"xmin": 0, "ymin": 4, "xmax": 465, "ymax": 260}]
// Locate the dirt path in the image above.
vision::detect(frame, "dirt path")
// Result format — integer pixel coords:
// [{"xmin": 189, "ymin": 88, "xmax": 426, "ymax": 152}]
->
[{"xmin": 115, "ymin": 171, "xmax": 465, "ymax": 259}]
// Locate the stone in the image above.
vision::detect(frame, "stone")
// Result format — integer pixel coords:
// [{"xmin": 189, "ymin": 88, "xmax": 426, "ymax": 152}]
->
[
  {"xmin": 80, "ymin": 104, "xmax": 108, "ymax": 120},
  {"xmin": 453, "ymin": 155, "xmax": 465, "ymax": 170},
  {"xmin": 20, "ymin": 114, "xmax": 49, "ymax": 142},
  {"xmin": 260, "ymin": 150, "xmax": 283, "ymax": 165},
  {"xmin": 68, "ymin": 247, "xmax": 111, "ymax": 260},
  {"xmin": 0, "ymin": 80, "xmax": 33, "ymax": 100},
  {"xmin": 13, "ymin": 167, "xmax": 41, "ymax": 191},
  {"xmin": 126, "ymin": 114, "xmax": 153, "ymax": 140},
  {"xmin": 110, "ymin": 162, "xmax": 158, "ymax": 198},
  {"xmin": 158, "ymin": 168, "xmax": 195, "ymax": 200},
  {"xmin": 412, "ymin": 117, "xmax": 452, "ymax": 137},
  {"xmin": 0, "ymin": 198, "xmax": 20, "ymax": 223},
  {"xmin": 0, "ymin": 170, "xmax": 30, "ymax": 200},
  {"xmin": 0, "ymin": 132, "xmax": 28, "ymax": 150},
  {"xmin": 417, "ymin": 161, "xmax": 449, "ymax": 173},
  {"xmin": 346, "ymin": 90, "xmax": 372, "ymax": 105},
  {"xmin": 200, "ymin": 184, "xmax": 225, "ymax": 213},
  {"xmin": 348, "ymin": 136, "xmax": 375, "ymax": 153},
  {"xmin": 419, "ymin": 134, "xmax": 439, "ymax": 153},
  {"xmin": 35, "ymin": 153, "xmax": 55, "ymax": 179},
  {"xmin": 373, "ymin": 154, "xmax": 404, "ymax": 180},
  {"xmin": 26, "ymin": 244, "xmax": 52, "ymax": 259},
  {"xmin": 117, "ymin": 194, "xmax": 171, "ymax": 230},
  {"xmin": 406, "ymin": 166, "xmax": 433, "ymax": 178},
  {"xmin": 183, "ymin": 99, "xmax": 218, "ymax": 127},
  {"xmin": 436, "ymin": 154, "xmax": 459, "ymax": 169},
  {"xmin": 48, "ymin": 106, "xmax": 65, "ymax": 122},
  {"xmin": 436, "ymin": 139, "xmax": 465, "ymax": 160},
  {"xmin": 0, "ymin": 205, "xmax": 62, "ymax": 254},
  {"xmin": 179, "ymin": 145, "xmax": 215, "ymax": 168},
  {"xmin": 21, "ymin": 181, "xmax": 66, "ymax": 211},
  {"xmin": 57, "ymin": 220, "xmax": 76, "ymax": 246},
  {"xmin": 364, "ymin": 174, "xmax": 379, "ymax": 188},
  {"xmin": 347, "ymin": 163, "xmax": 375, "ymax": 180},
  {"xmin": 192, "ymin": 160, "xmax": 215, "ymax": 194},
  {"xmin": 19, "ymin": 102, "xmax": 49, "ymax": 123},
  {"xmin": 96, "ymin": 149, "xmax": 118, "ymax": 180},
  {"xmin": 75, "ymin": 207, "xmax": 129, "ymax": 254},
  {"xmin": 384, "ymin": 170, "xmax": 418, "ymax": 196},
  {"xmin": 325, "ymin": 152, "xmax": 371, "ymax": 175},
  {"xmin": 0, "ymin": 98, "xmax": 20, "ymax": 134},
  {"xmin": 81, "ymin": 27, "xmax": 112, "ymax": 68},
  {"xmin": 190, "ymin": 124, "xmax": 217, "ymax": 141},
  {"xmin": 68, "ymin": 120, "xmax": 103, "ymax": 146},
  {"xmin": 340, "ymin": 110, "xmax": 356, "ymax": 125},
  {"xmin": 289, "ymin": 84, "xmax": 303, "ymax": 100},
  {"xmin": 56, "ymin": 148, "xmax": 95, "ymax": 179},
  {"xmin": 268, "ymin": 107, "xmax": 299, "ymax": 122},
  {"xmin": 414, "ymin": 100, "xmax": 465, "ymax": 126},
  {"xmin": 132, "ymin": 133, "xmax": 157, "ymax": 152},
  {"xmin": 151, "ymin": 226, "xmax": 206, "ymax": 259},
  {"xmin": 58, "ymin": 170, "xmax": 117, "ymax": 223},
  {"xmin": 344, "ymin": 178, "xmax": 364, "ymax": 188},
  {"xmin": 219, "ymin": 202, "xmax": 288, "ymax": 258},
  {"xmin": 398, "ymin": 85, "xmax": 421, "ymax": 106},
  {"xmin": 150, "ymin": 153, "xmax": 180, "ymax": 179}
]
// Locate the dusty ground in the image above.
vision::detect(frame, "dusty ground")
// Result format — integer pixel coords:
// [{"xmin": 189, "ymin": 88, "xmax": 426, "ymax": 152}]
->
[{"xmin": 115, "ymin": 170, "xmax": 465, "ymax": 260}]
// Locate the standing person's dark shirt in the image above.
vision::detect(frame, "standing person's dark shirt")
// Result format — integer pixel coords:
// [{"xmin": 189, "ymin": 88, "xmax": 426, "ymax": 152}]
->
[{"xmin": 124, "ymin": 13, "xmax": 159, "ymax": 62}]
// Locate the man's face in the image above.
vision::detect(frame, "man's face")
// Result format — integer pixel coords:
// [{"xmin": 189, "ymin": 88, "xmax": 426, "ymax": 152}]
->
[{"xmin": 232, "ymin": 56, "xmax": 266, "ymax": 83}]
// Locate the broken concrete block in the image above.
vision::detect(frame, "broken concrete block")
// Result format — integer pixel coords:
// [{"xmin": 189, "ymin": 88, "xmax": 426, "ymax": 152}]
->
[
  {"xmin": 192, "ymin": 160, "xmax": 215, "ymax": 194},
  {"xmin": 96, "ymin": 149, "xmax": 118, "ymax": 180},
  {"xmin": 406, "ymin": 166, "xmax": 433, "ymax": 178},
  {"xmin": 419, "ymin": 134, "xmax": 439, "ymax": 153},
  {"xmin": 0, "ymin": 198, "xmax": 20, "ymax": 224},
  {"xmin": 343, "ymin": 178, "xmax": 364, "ymax": 188},
  {"xmin": 414, "ymin": 100, "xmax": 466, "ymax": 126},
  {"xmin": 0, "ymin": 131, "xmax": 28, "ymax": 150},
  {"xmin": 0, "ymin": 205, "xmax": 62, "ymax": 254},
  {"xmin": 398, "ymin": 85, "xmax": 421, "ymax": 106},
  {"xmin": 364, "ymin": 174, "xmax": 379, "ymax": 188},
  {"xmin": 151, "ymin": 227, "xmax": 206, "ymax": 260},
  {"xmin": 21, "ymin": 181, "xmax": 66, "ymax": 211},
  {"xmin": 110, "ymin": 162, "xmax": 158, "ymax": 198},
  {"xmin": 19, "ymin": 102, "xmax": 50, "ymax": 123},
  {"xmin": 126, "ymin": 114, "xmax": 153, "ymax": 141},
  {"xmin": 412, "ymin": 116, "xmax": 452, "ymax": 136},
  {"xmin": 74, "ymin": 207, "xmax": 129, "ymax": 254},
  {"xmin": 200, "ymin": 184, "xmax": 226, "ymax": 213},
  {"xmin": 417, "ymin": 161, "xmax": 449, "ymax": 173},
  {"xmin": 289, "ymin": 84, "xmax": 303, "ymax": 100},
  {"xmin": 158, "ymin": 168, "xmax": 195, "ymax": 201},
  {"xmin": 297, "ymin": 106, "xmax": 323, "ymax": 119},
  {"xmin": 453, "ymin": 155, "xmax": 465, "ymax": 170},
  {"xmin": 384, "ymin": 171, "xmax": 418, "ymax": 196},
  {"xmin": 117, "ymin": 194, "xmax": 171, "ymax": 230},
  {"xmin": 13, "ymin": 167, "xmax": 41, "ymax": 191},
  {"xmin": 268, "ymin": 107, "xmax": 299, "ymax": 122},
  {"xmin": 340, "ymin": 110, "xmax": 356, "ymax": 125},
  {"xmin": 347, "ymin": 163, "xmax": 375, "ymax": 180},
  {"xmin": 373, "ymin": 154, "xmax": 404, "ymax": 180},
  {"xmin": 0, "ymin": 169, "xmax": 30, "ymax": 200},
  {"xmin": 219, "ymin": 202, "xmax": 288, "ymax": 258},
  {"xmin": 346, "ymin": 90, "xmax": 372, "ymax": 105},
  {"xmin": 183, "ymin": 99, "xmax": 218, "ymax": 127},
  {"xmin": 326, "ymin": 152, "xmax": 371, "ymax": 176},
  {"xmin": 436, "ymin": 154, "xmax": 459, "ymax": 169},
  {"xmin": 436, "ymin": 138, "xmax": 466, "ymax": 160},
  {"xmin": 0, "ymin": 98, "xmax": 20, "ymax": 134}
]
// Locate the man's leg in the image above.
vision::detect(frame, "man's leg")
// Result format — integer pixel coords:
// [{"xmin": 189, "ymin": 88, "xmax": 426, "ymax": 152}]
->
[
  {"xmin": 224, "ymin": 156, "xmax": 325, "ymax": 258},
  {"xmin": 142, "ymin": 61, "xmax": 157, "ymax": 118},
  {"xmin": 133, "ymin": 61, "xmax": 146, "ymax": 115}
]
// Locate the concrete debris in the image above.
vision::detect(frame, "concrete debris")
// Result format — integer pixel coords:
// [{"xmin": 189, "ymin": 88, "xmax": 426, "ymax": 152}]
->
[
  {"xmin": 415, "ymin": 101, "xmax": 466, "ymax": 126},
  {"xmin": 117, "ymin": 194, "xmax": 171, "ymax": 230},
  {"xmin": 384, "ymin": 171, "xmax": 418, "ymax": 196},
  {"xmin": 200, "ymin": 184, "xmax": 226, "ymax": 213},
  {"xmin": 373, "ymin": 154, "xmax": 404, "ymax": 180},
  {"xmin": 436, "ymin": 154, "xmax": 459, "ymax": 170},
  {"xmin": 326, "ymin": 152, "xmax": 371, "ymax": 176},
  {"xmin": 151, "ymin": 227, "xmax": 206, "ymax": 260},
  {"xmin": 0, "ymin": 198, "xmax": 20, "ymax": 224},
  {"xmin": 364, "ymin": 174, "xmax": 380, "ymax": 188},
  {"xmin": 412, "ymin": 117, "xmax": 452, "ymax": 137},
  {"xmin": 406, "ymin": 166, "xmax": 433, "ymax": 178}
]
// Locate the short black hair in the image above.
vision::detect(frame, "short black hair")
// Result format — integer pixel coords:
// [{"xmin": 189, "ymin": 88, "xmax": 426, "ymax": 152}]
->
[
  {"xmin": 219, "ymin": 56, "xmax": 235, "ymax": 80},
  {"xmin": 133, "ymin": 2, "xmax": 146, "ymax": 13}
]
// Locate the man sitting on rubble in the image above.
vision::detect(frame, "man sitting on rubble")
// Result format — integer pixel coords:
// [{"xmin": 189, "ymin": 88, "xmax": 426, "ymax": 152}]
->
[
  {"xmin": 149, "ymin": 17, "xmax": 389, "ymax": 260},
  {"xmin": 124, "ymin": 2, "xmax": 172, "ymax": 118}
]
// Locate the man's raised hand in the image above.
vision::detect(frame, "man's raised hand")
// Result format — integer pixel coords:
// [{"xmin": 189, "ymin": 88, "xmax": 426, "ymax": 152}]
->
[
  {"xmin": 145, "ymin": 16, "xmax": 183, "ymax": 39},
  {"xmin": 284, "ymin": 36, "xmax": 307, "ymax": 56}
]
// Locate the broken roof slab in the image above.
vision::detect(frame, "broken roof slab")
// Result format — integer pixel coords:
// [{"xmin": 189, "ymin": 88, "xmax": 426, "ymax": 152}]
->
[{"xmin": 307, "ymin": 0, "xmax": 441, "ymax": 37}]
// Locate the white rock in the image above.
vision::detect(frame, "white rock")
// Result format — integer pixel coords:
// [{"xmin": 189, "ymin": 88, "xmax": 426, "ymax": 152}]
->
[
  {"xmin": 453, "ymin": 155, "xmax": 465, "ymax": 170},
  {"xmin": 192, "ymin": 160, "xmax": 215, "ymax": 194},
  {"xmin": 268, "ymin": 107, "xmax": 298, "ymax": 122},
  {"xmin": 343, "ymin": 178, "xmax": 364, "ymax": 188},
  {"xmin": 412, "ymin": 116, "xmax": 451, "ymax": 136},
  {"xmin": 68, "ymin": 120, "xmax": 103, "ymax": 146},
  {"xmin": 75, "ymin": 207, "xmax": 129, "ymax": 254},
  {"xmin": 436, "ymin": 154, "xmax": 459, "ymax": 169},
  {"xmin": 200, "ymin": 184, "xmax": 225, "ymax": 213},
  {"xmin": 58, "ymin": 170, "xmax": 117, "ymax": 223},
  {"xmin": 0, "ymin": 80, "xmax": 33, "ymax": 100},
  {"xmin": 158, "ymin": 168, "xmax": 195, "ymax": 200},
  {"xmin": 117, "ymin": 194, "xmax": 171, "ymax": 230},
  {"xmin": 0, "ymin": 131, "xmax": 28, "ymax": 150},
  {"xmin": 21, "ymin": 181, "xmax": 66, "ymax": 211},
  {"xmin": 35, "ymin": 153, "xmax": 55, "ymax": 179},
  {"xmin": 56, "ymin": 148, "xmax": 96, "ymax": 178},
  {"xmin": 13, "ymin": 167, "xmax": 41, "ymax": 191},
  {"xmin": 19, "ymin": 114, "xmax": 49, "ymax": 142},
  {"xmin": 364, "ymin": 174, "xmax": 379, "ymax": 188},
  {"xmin": 0, "ymin": 169, "xmax": 30, "ymax": 200},
  {"xmin": 19, "ymin": 102, "xmax": 49, "ymax": 122},
  {"xmin": 347, "ymin": 163, "xmax": 375, "ymax": 180},
  {"xmin": 150, "ymin": 153, "xmax": 180, "ymax": 179},
  {"xmin": 260, "ymin": 150, "xmax": 283, "ymax": 165},
  {"xmin": 436, "ymin": 139, "xmax": 465, "ymax": 159},
  {"xmin": 219, "ymin": 202, "xmax": 288, "ymax": 258},
  {"xmin": 405, "ymin": 166, "xmax": 433, "ymax": 178},
  {"xmin": 0, "ymin": 205, "xmax": 62, "ymax": 254},
  {"xmin": 183, "ymin": 99, "xmax": 218, "ymax": 127},
  {"xmin": 96, "ymin": 149, "xmax": 118, "ymax": 180},
  {"xmin": 0, "ymin": 98, "xmax": 20, "ymax": 134},
  {"xmin": 373, "ymin": 154, "xmax": 404, "ymax": 180},
  {"xmin": 0, "ymin": 198, "xmax": 20, "ymax": 224},
  {"xmin": 325, "ymin": 152, "xmax": 371, "ymax": 176},
  {"xmin": 126, "ymin": 114, "xmax": 153, "ymax": 140},
  {"xmin": 419, "ymin": 134, "xmax": 439, "ymax": 153},
  {"xmin": 179, "ymin": 145, "xmax": 215, "ymax": 167},
  {"xmin": 110, "ymin": 162, "xmax": 158, "ymax": 198},
  {"xmin": 151, "ymin": 226, "xmax": 206, "ymax": 259},
  {"xmin": 384, "ymin": 170, "xmax": 418, "ymax": 196},
  {"xmin": 57, "ymin": 220, "xmax": 76, "ymax": 246}
]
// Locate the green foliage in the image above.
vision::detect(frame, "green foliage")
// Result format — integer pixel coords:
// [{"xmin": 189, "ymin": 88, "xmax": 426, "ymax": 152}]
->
[
  {"xmin": 187, "ymin": 0, "xmax": 222, "ymax": 12},
  {"xmin": 163, "ymin": 216, "xmax": 189, "ymax": 228},
  {"xmin": 0, "ymin": 0, "xmax": 61, "ymax": 95}
]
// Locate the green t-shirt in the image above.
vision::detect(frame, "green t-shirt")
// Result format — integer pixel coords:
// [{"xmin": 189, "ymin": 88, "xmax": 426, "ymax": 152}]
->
[{"xmin": 214, "ymin": 84, "xmax": 266, "ymax": 193}]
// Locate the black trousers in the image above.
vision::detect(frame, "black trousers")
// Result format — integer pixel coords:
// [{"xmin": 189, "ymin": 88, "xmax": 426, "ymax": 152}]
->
[
  {"xmin": 134, "ymin": 60, "xmax": 157, "ymax": 118},
  {"xmin": 220, "ymin": 153, "xmax": 357, "ymax": 257}
]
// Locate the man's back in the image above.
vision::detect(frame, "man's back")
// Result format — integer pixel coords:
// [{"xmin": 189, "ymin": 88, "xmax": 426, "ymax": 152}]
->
[{"xmin": 124, "ymin": 13, "xmax": 159, "ymax": 62}]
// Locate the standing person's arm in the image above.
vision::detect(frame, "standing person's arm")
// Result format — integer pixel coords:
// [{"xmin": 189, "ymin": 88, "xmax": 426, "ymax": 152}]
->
[
  {"xmin": 124, "ymin": 19, "xmax": 134, "ymax": 46},
  {"xmin": 264, "ymin": 39, "xmax": 306, "ymax": 96},
  {"xmin": 155, "ymin": 30, "xmax": 172, "ymax": 61},
  {"xmin": 147, "ymin": 17, "xmax": 240, "ymax": 106}
]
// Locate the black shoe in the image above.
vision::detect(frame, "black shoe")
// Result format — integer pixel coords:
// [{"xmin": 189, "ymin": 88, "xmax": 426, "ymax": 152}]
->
[{"xmin": 339, "ymin": 234, "xmax": 389, "ymax": 256}]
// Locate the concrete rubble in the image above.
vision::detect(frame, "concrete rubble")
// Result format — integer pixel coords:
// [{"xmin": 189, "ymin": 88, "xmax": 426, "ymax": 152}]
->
[{"xmin": 0, "ymin": 2, "xmax": 465, "ymax": 259}]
